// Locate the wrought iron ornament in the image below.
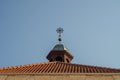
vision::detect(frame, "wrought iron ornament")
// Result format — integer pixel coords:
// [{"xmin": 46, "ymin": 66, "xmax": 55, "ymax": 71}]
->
[{"xmin": 56, "ymin": 27, "xmax": 64, "ymax": 44}]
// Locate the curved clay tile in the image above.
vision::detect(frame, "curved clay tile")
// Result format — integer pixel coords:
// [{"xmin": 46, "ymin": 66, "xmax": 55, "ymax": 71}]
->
[{"xmin": 0, "ymin": 62, "xmax": 120, "ymax": 73}]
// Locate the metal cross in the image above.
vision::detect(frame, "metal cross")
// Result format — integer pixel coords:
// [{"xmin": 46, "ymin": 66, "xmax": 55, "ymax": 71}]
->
[
  {"xmin": 56, "ymin": 27, "xmax": 64, "ymax": 44},
  {"xmin": 56, "ymin": 27, "xmax": 64, "ymax": 34}
]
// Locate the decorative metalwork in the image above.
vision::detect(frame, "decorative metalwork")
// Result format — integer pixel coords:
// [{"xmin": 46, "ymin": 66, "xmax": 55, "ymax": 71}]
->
[
  {"xmin": 56, "ymin": 27, "xmax": 64, "ymax": 44},
  {"xmin": 56, "ymin": 27, "xmax": 64, "ymax": 34}
]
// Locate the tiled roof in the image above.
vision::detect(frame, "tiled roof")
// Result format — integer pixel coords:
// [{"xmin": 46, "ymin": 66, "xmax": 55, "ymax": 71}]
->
[{"xmin": 0, "ymin": 62, "xmax": 120, "ymax": 73}]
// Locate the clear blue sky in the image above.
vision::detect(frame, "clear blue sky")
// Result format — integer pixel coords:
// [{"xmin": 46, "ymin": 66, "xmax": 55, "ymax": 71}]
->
[{"xmin": 0, "ymin": 0, "xmax": 120, "ymax": 68}]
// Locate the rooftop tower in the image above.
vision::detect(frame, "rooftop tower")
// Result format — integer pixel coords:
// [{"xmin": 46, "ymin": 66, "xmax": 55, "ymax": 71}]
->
[{"xmin": 46, "ymin": 27, "xmax": 73, "ymax": 63}]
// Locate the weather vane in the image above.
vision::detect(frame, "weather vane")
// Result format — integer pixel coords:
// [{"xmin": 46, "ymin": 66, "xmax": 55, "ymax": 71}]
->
[{"xmin": 56, "ymin": 27, "xmax": 64, "ymax": 44}]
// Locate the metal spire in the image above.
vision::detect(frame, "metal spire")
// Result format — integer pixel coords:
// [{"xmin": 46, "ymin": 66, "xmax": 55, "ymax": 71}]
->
[{"xmin": 56, "ymin": 27, "xmax": 64, "ymax": 44}]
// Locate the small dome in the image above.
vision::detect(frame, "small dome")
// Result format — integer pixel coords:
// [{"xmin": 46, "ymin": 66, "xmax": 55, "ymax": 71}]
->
[{"xmin": 52, "ymin": 44, "xmax": 68, "ymax": 51}]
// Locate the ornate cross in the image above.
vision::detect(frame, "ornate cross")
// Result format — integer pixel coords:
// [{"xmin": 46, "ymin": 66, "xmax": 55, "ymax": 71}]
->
[{"xmin": 56, "ymin": 27, "xmax": 64, "ymax": 44}]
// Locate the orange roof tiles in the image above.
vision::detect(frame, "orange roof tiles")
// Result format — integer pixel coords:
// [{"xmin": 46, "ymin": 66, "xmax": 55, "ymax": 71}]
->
[{"xmin": 0, "ymin": 62, "xmax": 120, "ymax": 73}]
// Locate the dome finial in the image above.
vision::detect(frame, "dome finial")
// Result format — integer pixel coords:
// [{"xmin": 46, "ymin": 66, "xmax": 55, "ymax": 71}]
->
[{"xmin": 56, "ymin": 27, "xmax": 64, "ymax": 44}]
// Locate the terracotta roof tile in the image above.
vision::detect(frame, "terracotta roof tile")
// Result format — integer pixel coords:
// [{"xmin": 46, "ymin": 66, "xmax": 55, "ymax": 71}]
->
[{"xmin": 0, "ymin": 62, "xmax": 120, "ymax": 73}]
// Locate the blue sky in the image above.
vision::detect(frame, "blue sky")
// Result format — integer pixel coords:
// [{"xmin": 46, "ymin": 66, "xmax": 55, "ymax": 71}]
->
[{"xmin": 0, "ymin": 0, "xmax": 120, "ymax": 68}]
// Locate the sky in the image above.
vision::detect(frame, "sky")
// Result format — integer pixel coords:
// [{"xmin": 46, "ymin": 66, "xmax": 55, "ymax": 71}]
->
[{"xmin": 0, "ymin": 0, "xmax": 120, "ymax": 68}]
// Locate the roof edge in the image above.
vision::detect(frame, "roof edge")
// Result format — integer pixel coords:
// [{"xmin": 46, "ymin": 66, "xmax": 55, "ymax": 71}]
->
[{"xmin": 0, "ymin": 73, "xmax": 120, "ymax": 75}]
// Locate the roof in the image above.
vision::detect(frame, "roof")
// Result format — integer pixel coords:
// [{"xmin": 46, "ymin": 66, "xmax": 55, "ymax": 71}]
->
[
  {"xmin": 0, "ymin": 62, "xmax": 120, "ymax": 74},
  {"xmin": 52, "ymin": 44, "xmax": 68, "ymax": 51}
]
